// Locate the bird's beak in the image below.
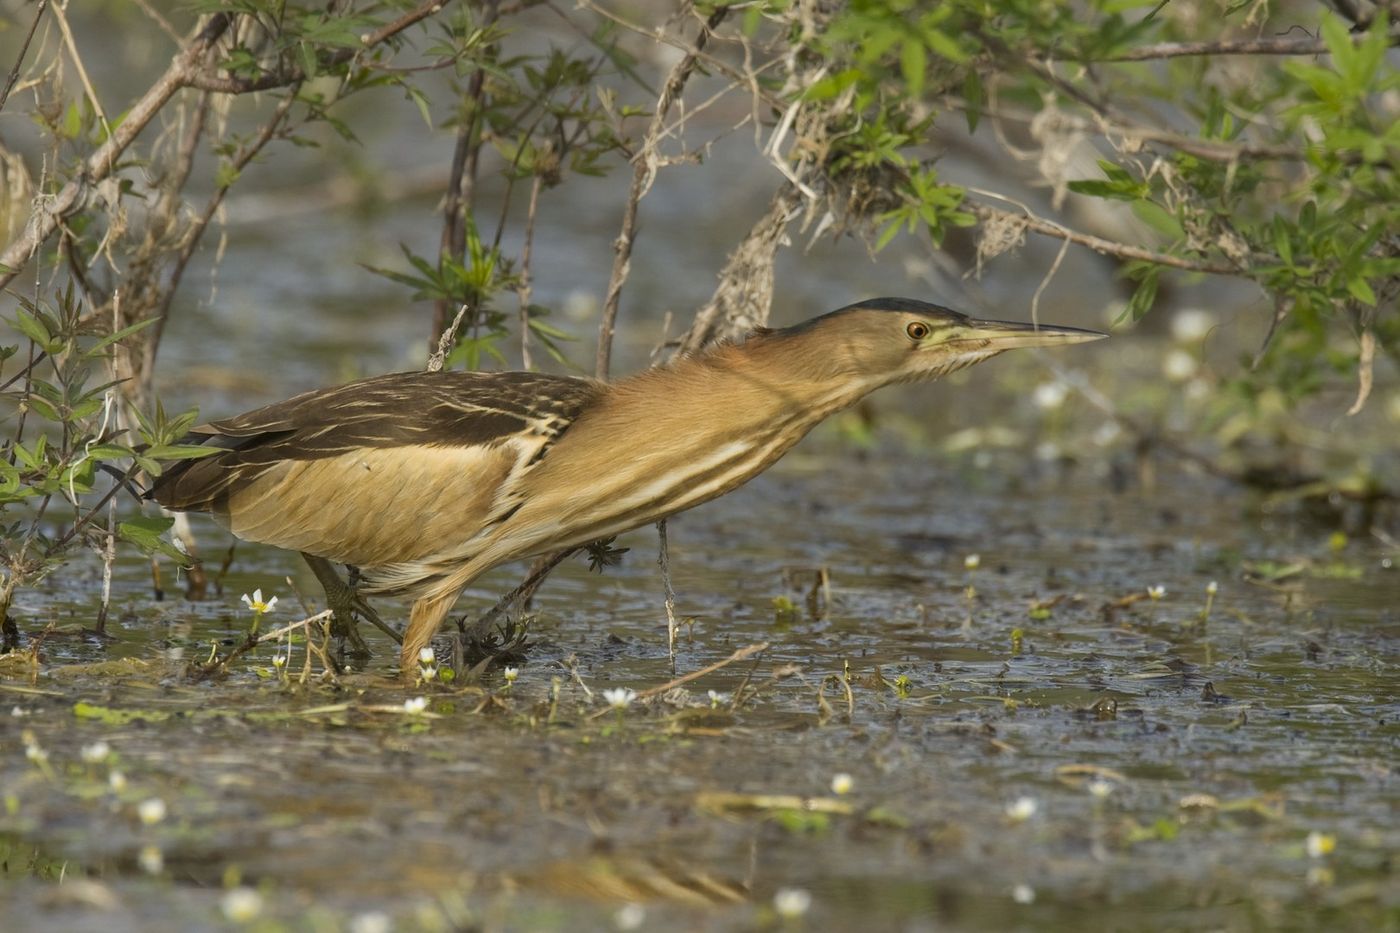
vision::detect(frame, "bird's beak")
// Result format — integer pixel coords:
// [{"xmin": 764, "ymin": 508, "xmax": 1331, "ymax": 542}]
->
[{"xmin": 953, "ymin": 318, "xmax": 1108, "ymax": 351}]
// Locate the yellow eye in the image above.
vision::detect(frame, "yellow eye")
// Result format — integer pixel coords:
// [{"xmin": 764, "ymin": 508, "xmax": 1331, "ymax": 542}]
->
[{"xmin": 906, "ymin": 321, "xmax": 931, "ymax": 340}]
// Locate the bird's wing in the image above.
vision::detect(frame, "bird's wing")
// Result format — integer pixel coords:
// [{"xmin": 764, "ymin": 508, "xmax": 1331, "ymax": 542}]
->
[{"xmin": 148, "ymin": 370, "xmax": 604, "ymax": 519}]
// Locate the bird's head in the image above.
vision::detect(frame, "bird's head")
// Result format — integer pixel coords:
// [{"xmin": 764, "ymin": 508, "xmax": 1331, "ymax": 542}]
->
[{"xmin": 778, "ymin": 298, "xmax": 1106, "ymax": 387}]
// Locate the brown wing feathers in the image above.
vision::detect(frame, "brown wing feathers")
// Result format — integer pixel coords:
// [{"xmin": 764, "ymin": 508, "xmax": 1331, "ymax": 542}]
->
[{"xmin": 149, "ymin": 370, "xmax": 603, "ymax": 514}]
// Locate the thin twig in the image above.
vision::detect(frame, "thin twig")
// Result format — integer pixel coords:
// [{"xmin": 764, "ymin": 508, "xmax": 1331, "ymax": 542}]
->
[
  {"xmin": 635, "ymin": 641, "xmax": 769, "ymax": 700},
  {"xmin": 427, "ymin": 304, "xmax": 471, "ymax": 372},
  {"xmin": 657, "ymin": 519, "xmax": 678, "ymax": 658},
  {"xmin": 966, "ymin": 200, "xmax": 1245, "ymax": 276},
  {"xmin": 49, "ymin": 1, "xmax": 113, "ymax": 147},
  {"xmin": 1088, "ymin": 33, "xmax": 1392, "ymax": 62},
  {"xmin": 516, "ymin": 173, "xmax": 544, "ymax": 370},
  {"xmin": 595, "ymin": 6, "xmax": 729, "ymax": 379},
  {"xmin": 0, "ymin": 0, "xmax": 49, "ymax": 114},
  {"xmin": 433, "ymin": 0, "xmax": 498, "ymax": 351}
]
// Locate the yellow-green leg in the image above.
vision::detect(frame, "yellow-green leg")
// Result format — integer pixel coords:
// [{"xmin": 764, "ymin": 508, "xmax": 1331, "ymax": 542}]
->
[{"xmin": 300, "ymin": 553, "xmax": 401, "ymax": 657}]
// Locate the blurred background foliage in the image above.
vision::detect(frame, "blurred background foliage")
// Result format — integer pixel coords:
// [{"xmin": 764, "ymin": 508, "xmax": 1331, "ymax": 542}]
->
[{"xmin": 0, "ymin": 0, "xmax": 1396, "ymax": 617}]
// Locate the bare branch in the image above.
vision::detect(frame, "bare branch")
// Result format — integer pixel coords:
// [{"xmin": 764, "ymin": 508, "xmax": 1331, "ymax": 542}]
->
[
  {"xmin": 966, "ymin": 201, "xmax": 1245, "ymax": 276},
  {"xmin": 0, "ymin": 0, "xmax": 49, "ymax": 114},
  {"xmin": 595, "ymin": 6, "xmax": 729, "ymax": 380},
  {"xmin": 1088, "ymin": 33, "xmax": 1396, "ymax": 62}
]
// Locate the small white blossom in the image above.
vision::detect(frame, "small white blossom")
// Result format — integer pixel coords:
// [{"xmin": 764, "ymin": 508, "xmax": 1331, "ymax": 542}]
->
[
  {"xmin": 614, "ymin": 903, "xmax": 646, "ymax": 931},
  {"xmin": 502, "ymin": 666, "xmax": 519, "ymax": 684},
  {"xmin": 1306, "ymin": 831, "xmax": 1337, "ymax": 858},
  {"xmin": 1005, "ymin": 796, "xmax": 1039, "ymax": 822},
  {"xmin": 1087, "ymin": 779, "xmax": 1114, "ymax": 799},
  {"xmin": 138, "ymin": 845, "xmax": 164, "ymax": 875},
  {"xmin": 349, "ymin": 912, "xmax": 392, "ymax": 933},
  {"xmin": 272, "ymin": 653, "xmax": 288, "ymax": 670},
  {"xmin": 707, "ymin": 690, "xmax": 725, "ymax": 708},
  {"xmin": 1032, "ymin": 380, "xmax": 1069, "ymax": 410},
  {"xmin": 964, "ymin": 553, "xmax": 981, "ymax": 570},
  {"xmin": 109, "ymin": 770, "xmax": 128, "ymax": 793},
  {"xmin": 403, "ymin": 696, "xmax": 429, "ymax": 714},
  {"xmin": 81, "ymin": 741, "xmax": 112, "ymax": 764},
  {"xmin": 830, "ymin": 773, "xmax": 854, "ymax": 795},
  {"xmin": 1206, "ymin": 580, "xmax": 1219, "ymax": 596},
  {"xmin": 773, "ymin": 887, "xmax": 812, "ymax": 918},
  {"xmin": 11, "ymin": 706, "xmax": 27, "ymax": 717},
  {"xmin": 1147, "ymin": 585, "xmax": 1166, "ymax": 600},
  {"xmin": 1171, "ymin": 308, "xmax": 1215, "ymax": 344},
  {"xmin": 221, "ymin": 887, "xmax": 263, "ymax": 923},
  {"xmin": 1163, "ymin": 349, "xmax": 1198, "ymax": 382},
  {"xmin": 418, "ymin": 647, "xmax": 436, "ymax": 666},
  {"xmin": 419, "ymin": 665, "xmax": 438, "ymax": 683},
  {"xmin": 1012, "ymin": 883, "xmax": 1036, "ymax": 904},
  {"xmin": 240, "ymin": 589, "xmax": 278, "ymax": 614},
  {"xmin": 138, "ymin": 797, "xmax": 167, "ymax": 825},
  {"xmin": 603, "ymin": 687, "xmax": 637, "ymax": 710},
  {"xmin": 24, "ymin": 743, "xmax": 48, "ymax": 765}
]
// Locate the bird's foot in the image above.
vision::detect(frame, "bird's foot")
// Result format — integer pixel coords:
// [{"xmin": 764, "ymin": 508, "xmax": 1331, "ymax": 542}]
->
[{"xmin": 453, "ymin": 613, "xmax": 534, "ymax": 672}]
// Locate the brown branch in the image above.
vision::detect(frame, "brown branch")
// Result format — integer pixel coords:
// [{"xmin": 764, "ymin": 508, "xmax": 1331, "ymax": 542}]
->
[
  {"xmin": 0, "ymin": 2, "xmax": 452, "ymax": 291},
  {"xmin": 183, "ymin": 0, "xmax": 452, "ymax": 93},
  {"xmin": 433, "ymin": 0, "xmax": 498, "ymax": 352},
  {"xmin": 967, "ymin": 201, "xmax": 1246, "ymax": 276},
  {"xmin": 0, "ymin": 0, "xmax": 49, "ymax": 114},
  {"xmin": 0, "ymin": 14, "xmax": 234, "ymax": 290},
  {"xmin": 595, "ymin": 6, "xmax": 729, "ymax": 380},
  {"xmin": 1089, "ymin": 33, "xmax": 1396, "ymax": 62},
  {"xmin": 635, "ymin": 641, "xmax": 770, "ymax": 700}
]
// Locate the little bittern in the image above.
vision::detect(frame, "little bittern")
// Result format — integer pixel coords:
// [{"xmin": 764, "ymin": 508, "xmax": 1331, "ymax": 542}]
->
[{"xmin": 151, "ymin": 298, "xmax": 1103, "ymax": 673}]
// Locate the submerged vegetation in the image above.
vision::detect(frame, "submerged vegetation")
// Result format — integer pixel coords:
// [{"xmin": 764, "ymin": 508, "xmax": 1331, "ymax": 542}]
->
[{"xmin": 0, "ymin": 0, "xmax": 1396, "ymax": 929}]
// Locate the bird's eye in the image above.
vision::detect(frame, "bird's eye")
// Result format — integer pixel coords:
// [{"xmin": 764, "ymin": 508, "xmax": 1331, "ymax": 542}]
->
[{"xmin": 906, "ymin": 321, "xmax": 931, "ymax": 341}]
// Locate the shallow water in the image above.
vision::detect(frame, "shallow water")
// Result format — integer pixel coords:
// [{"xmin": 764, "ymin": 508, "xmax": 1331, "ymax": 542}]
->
[{"xmin": 2, "ymin": 450, "xmax": 1397, "ymax": 932}]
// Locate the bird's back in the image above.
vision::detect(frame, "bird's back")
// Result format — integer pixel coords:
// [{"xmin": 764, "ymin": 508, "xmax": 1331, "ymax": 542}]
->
[{"xmin": 149, "ymin": 370, "xmax": 605, "ymax": 573}]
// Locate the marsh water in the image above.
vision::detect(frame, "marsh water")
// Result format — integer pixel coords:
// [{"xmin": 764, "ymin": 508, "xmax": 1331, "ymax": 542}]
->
[{"xmin": 3, "ymin": 15, "xmax": 1400, "ymax": 929}]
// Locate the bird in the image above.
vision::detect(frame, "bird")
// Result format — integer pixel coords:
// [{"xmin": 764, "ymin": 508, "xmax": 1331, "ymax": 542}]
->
[{"xmin": 149, "ymin": 298, "xmax": 1104, "ymax": 675}]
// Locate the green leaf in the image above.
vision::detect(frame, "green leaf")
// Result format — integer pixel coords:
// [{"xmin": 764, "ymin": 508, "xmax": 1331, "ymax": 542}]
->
[
  {"xmin": 1131, "ymin": 200, "xmax": 1185, "ymax": 240},
  {"xmin": 1346, "ymin": 276, "xmax": 1376, "ymax": 305},
  {"xmin": 900, "ymin": 39, "xmax": 926, "ymax": 96},
  {"xmin": 82, "ymin": 316, "xmax": 159, "ymax": 357},
  {"xmin": 119, "ymin": 515, "xmax": 193, "ymax": 565},
  {"xmin": 963, "ymin": 71, "xmax": 983, "ymax": 133},
  {"xmin": 1120, "ymin": 269, "xmax": 1159, "ymax": 323}
]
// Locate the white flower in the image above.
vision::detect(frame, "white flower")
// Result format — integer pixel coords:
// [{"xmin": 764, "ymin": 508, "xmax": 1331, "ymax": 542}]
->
[
  {"xmin": 963, "ymin": 553, "xmax": 981, "ymax": 570},
  {"xmin": 614, "ymin": 903, "xmax": 646, "ymax": 931},
  {"xmin": 11, "ymin": 706, "xmax": 27, "ymax": 717},
  {"xmin": 1206, "ymin": 580, "xmax": 1219, "ymax": 596},
  {"xmin": 1170, "ymin": 308, "xmax": 1215, "ymax": 344},
  {"xmin": 241, "ymin": 589, "xmax": 278, "ymax": 614},
  {"xmin": 1087, "ymin": 779, "xmax": 1114, "ymax": 799},
  {"xmin": 138, "ymin": 797, "xmax": 167, "ymax": 825},
  {"xmin": 773, "ymin": 887, "xmax": 812, "ymax": 918},
  {"xmin": 24, "ymin": 742, "xmax": 48, "ymax": 765},
  {"xmin": 272, "ymin": 653, "xmax": 288, "ymax": 669},
  {"xmin": 830, "ymin": 773, "xmax": 854, "ymax": 795},
  {"xmin": 80, "ymin": 741, "xmax": 112, "ymax": 764},
  {"xmin": 1147, "ymin": 585, "xmax": 1166, "ymax": 600},
  {"xmin": 1012, "ymin": 883, "xmax": 1035, "ymax": 904},
  {"xmin": 1162, "ymin": 349, "xmax": 1198, "ymax": 382},
  {"xmin": 1306, "ymin": 831, "xmax": 1336, "ymax": 858},
  {"xmin": 502, "ymin": 666, "xmax": 519, "ymax": 684},
  {"xmin": 138, "ymin": 845, "xmax": 164, "ymax": 875},
  {"xmin": 349, "ymin": 912, "xmax": 392, "ymax": 933},
  {"xmin": 1005, "ymin": 796, "xmax": 1039, "ymax": 822},
  {"xmin": 707, "ymin": 690, "xmax": 725, "ymax": 708},
  {"xmin": 1032, "ymin": 380, "xmax": 1069, "ymax": 410},
  {"xmin": 418, "ymin": 647, "xmax": 436, "ymax": 665},
  {"xmin": 603, "ymin": 687, "xmax": 637, "ymax": 710},
  {"xmin": 221, "ymin": 887, "xmax": 263, "ymax": 923},
  {"xmin": 109, "ymin": 770, "xmax": 128, "ymax": 793},
  {"xmin": 403, "ymin": 696, "xmax": 429, "ymax": 714}
]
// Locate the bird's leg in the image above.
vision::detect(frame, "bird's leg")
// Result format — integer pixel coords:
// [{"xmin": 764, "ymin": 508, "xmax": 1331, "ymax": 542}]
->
[
  {"xmin": 402, "ymin": 590, "xmax": 460, "ymax": 680},
  {"xmin": 300, "ymin": 553, "xmax": 399, "ymax": 658}
]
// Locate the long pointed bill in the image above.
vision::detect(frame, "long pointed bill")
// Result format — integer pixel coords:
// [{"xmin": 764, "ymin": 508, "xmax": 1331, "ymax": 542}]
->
[{"xmin": 955, "ymin": 318, "xmax": 1107, "ymax": 351}]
